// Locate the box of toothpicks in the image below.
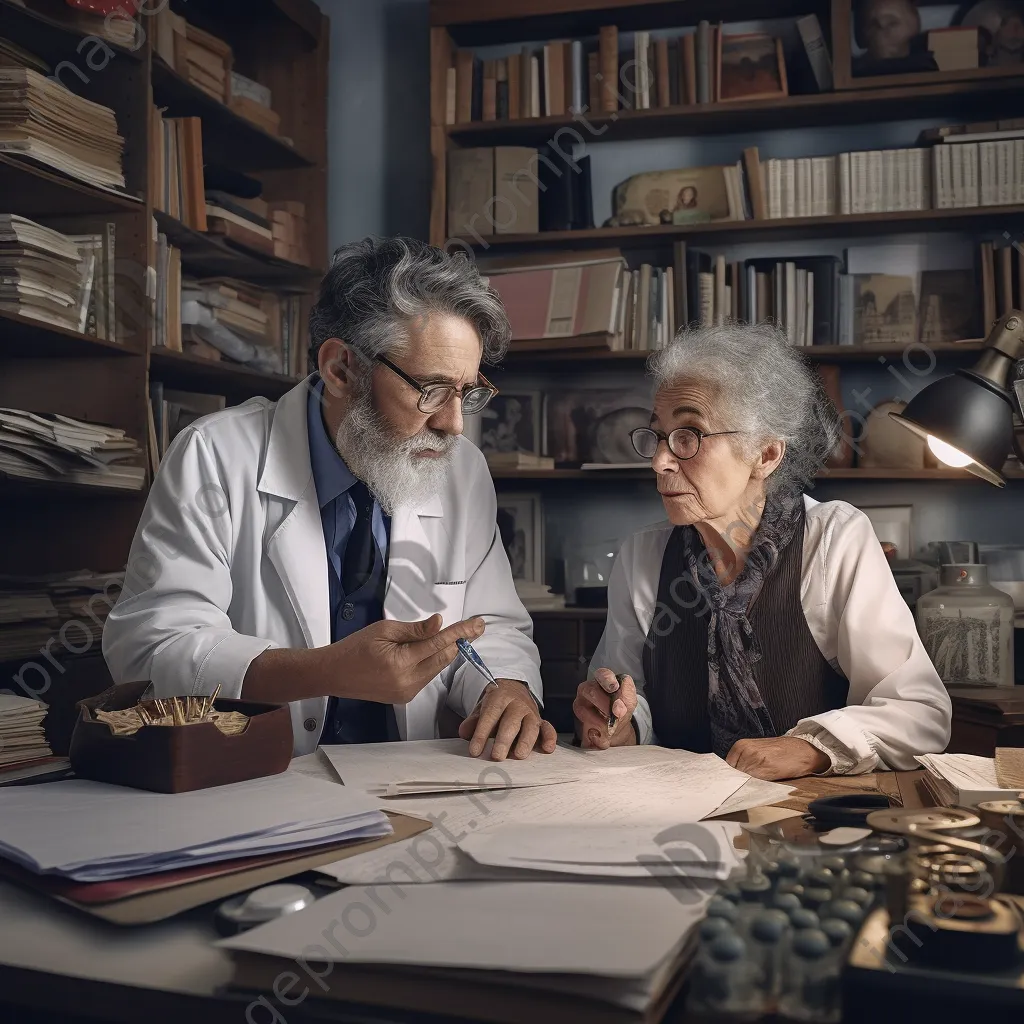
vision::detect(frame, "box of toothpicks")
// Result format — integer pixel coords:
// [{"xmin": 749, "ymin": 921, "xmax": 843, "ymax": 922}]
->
[{"xmin": 69, "ymin": 682, "xmax": 292, "ymax": 793}]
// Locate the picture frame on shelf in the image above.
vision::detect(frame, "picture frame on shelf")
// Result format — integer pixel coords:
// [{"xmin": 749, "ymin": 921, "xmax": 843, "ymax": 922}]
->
[
  {"xmin": 495, "ymin": 492, "xmax": 544, "ymax": 586},
  {"xmin": 479, "ymin": 392, "xmax": 542, "ymax": 456},
  {"xmin": 544, "ymin": 389, "xmax": 652, "ymax": 466},
  {"xmin": 859, "ymin": 504, "xmax": 914, "ymax": 561},
  {"xmin": 717, "ymin": 33, "xmax": 789, "ymax": 102}
]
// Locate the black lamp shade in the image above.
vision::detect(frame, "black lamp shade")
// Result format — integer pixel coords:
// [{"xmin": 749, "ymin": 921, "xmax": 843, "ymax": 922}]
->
[{"xmin": 889, "ymin": 370, "xmax": 1015, "ymax": 486}]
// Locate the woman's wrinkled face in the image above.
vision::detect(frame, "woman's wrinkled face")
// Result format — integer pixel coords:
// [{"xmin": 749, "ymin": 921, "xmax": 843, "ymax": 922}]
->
[{"xmin": 649, "ymin": 379, "xmax": 760, "ymax": 527}]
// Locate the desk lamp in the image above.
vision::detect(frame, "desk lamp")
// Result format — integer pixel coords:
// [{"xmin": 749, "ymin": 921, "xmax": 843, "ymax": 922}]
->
[{"xmin": 888, "ymin": 311, "xmax": 1024, "ymax": 487}]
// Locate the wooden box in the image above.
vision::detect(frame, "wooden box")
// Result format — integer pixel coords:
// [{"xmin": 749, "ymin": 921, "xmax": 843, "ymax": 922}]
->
[
  {"xmin": 69, "ymin": 682, "xmax": 292, "ymax": 794},
  {"xmin": 946, "ymin": 686, "xmax": 1024, "ymax": 756}
]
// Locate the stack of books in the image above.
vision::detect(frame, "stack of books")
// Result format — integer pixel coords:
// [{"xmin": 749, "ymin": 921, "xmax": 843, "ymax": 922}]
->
[
  {"xmin": 153, "ymin": 9, "xmax": 232, "ymax": 103},
  {"xmin": 0, "ymin": 570, "xmax": 123, "ymax": 663},
  {"xmin": 0, "ymin": 408, "xmax": 144, "ymax": 491},
  {"xmin": 229, "ymin": 71, "xmax": 281, "ymax": 137},
  {"xmin": 916, "ymin": 752, "xmax": 1024, "ymax": 806},
  {"xmin": 0, "ymin": 215, "xmax": 93, "ymax": 332},
  {"xmin": 269, "ymin": 202, "xmax": 310, "ymax": 266},
  {"xmin": 0, "ymin": 694, "xmax": 68, "ymax": 785},
  {"xmin": 0, "ymin": 67, "xmax": 126, "ymax": 191},
  {"xmin": 205, "ymin": 194, "xmax": 275, "ymax": 256},
  {"xmin": 183, "ymin": 277, "xmax": 270, "ymax": 341}
]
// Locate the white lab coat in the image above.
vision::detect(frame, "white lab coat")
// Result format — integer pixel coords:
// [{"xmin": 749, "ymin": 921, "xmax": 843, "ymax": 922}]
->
[
  {"xmin": 102, "ymin": 377, "xmax": 542, "ymax": 756},
  {"xmin": 590, "ymin": 495, "xmax": 952, "ymax": 773}
]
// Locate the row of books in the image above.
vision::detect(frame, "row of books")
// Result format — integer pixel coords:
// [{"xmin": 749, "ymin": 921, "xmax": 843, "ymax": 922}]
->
[
  {"xmin": 152, "ymin": 112, "xmax": 208, "ymax": 232},
  {"xmin": 442, "ymin": 16, "xmax": 830, "ymax": 124},
  {"xmin": 148, "ymin": 385, "xmax": 225, "ymax": 470},
  {"xmin": 0, "ymin": 214, "xmax": 117, "ymax": 339},
  {"xmin": 0, "ymin": 408, "xmax": 144, "ymax": 492},
  {"xmin": 480, "ymin": 238, "xmax": 1010, "ymax": 351}
]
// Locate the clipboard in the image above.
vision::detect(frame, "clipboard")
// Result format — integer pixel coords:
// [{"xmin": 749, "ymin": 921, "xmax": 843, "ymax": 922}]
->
[{"xmin": 0, "ymin": 810, "xmax": 430, "ymax": 926}]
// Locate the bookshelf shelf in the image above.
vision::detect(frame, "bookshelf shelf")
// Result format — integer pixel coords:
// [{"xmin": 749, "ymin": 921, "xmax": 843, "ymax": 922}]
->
[
  {"xmin": 152, "ymin": 59, "xmax": 315, "ymax": 172},
  {"xmin": 153, "ymin": 211, "xmax": 320, "ymax": 289},
  {"xmin": 448, "ymin": 78, "xmax": 1024, "ymax": 146},
  {"xmin": 495, "ymin": 341, "xmax": 986, "ymax": 368},
  {"xmin": 0, "ymin": 311, "xmax": 139, "ymax": 359},
  {"xmin": 0, "ymin": 154, "xmax": 142, "ymax": 218},
  {"xmin": 461, "ymin": 206, "xmax": 1024, "ymax": 251},
  {"xmin": 149, "ymin": 348, "xmax": 300, "ymax": 402},
  {"xmin": 0, "ymin": 0, "xmax": 144, "ymax": 65},
  {"xmin": 0, "ymin": 474, "xmax": 146, "ymax": 500},
  {"xmin": 490, "ymin": 468, "xmax": 1020, "ymax": 482}
]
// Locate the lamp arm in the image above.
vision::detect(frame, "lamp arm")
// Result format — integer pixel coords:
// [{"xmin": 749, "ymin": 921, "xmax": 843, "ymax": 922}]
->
[{"xmin": 972, "ymin": 310, "xmax": 1024, "ymax": 391}]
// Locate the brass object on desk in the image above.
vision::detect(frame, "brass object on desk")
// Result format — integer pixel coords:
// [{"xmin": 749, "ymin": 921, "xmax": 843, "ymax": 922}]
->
[{"xmin": 69, "ymin": 681, "xmax": 292, "ymax": 794}]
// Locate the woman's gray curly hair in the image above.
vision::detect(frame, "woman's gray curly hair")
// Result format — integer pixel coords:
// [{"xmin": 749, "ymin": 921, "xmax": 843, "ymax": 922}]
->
[
  {"xmin": 647, "ymin": 321, "xmax": 843, "ymax": 495},
  {"xmin": 308, "ymin": 236, "xmax": 511, "ymax": 372}
]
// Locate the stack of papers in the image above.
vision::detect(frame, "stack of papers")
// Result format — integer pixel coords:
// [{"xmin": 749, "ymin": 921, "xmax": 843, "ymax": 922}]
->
[
  {"xmin": 0, "ymin": 215, "xmax": 92, "ymax": 331},
  {"xmin": 0, "ymin": 774, "xmax": 392, "ymax": 881},
  {"xmin": 0, "ymin": 694, "xmax": 51, "ymax": 767},
  {"xmin": 0, "ymin": 67, "xmax": 126, "ymax": 190},
  {"xmin": 223, "ymin": 880, "xmax": 711, "ymax": 1022},
  {"xmin": 0, "ymin": 407, "xmax": 144, "ymax": 491},
  {"xmin": 916, "ymin": 752, "xmax": 1024, "ymax": 806},
  {"xmin": 0, "ymin": 569, "xmax": 123, "ymax": 661},
  {"xmin": 319, "ymin": 741, "xmax": 790, "ymax": 886},
  {"xmin": 458, "ymin": 822, "xmax": 744, "ymax": 880}
]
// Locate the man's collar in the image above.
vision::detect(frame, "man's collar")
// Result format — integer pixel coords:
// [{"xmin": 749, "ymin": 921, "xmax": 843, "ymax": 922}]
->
[{"xmin": 306, "ymin": 378, "xmax": 357, "ymax": 509}]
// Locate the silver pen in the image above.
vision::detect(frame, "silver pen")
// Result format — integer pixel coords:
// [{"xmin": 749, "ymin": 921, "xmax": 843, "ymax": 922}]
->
[{"xmin": 457, "ymin": 637, "xmax": 500, "ymax": 693}]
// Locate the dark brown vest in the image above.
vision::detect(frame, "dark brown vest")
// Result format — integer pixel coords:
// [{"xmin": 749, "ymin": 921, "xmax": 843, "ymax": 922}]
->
[{"xmin": 640, "ymin": 513, "xmax": 848, "ymax": 751}]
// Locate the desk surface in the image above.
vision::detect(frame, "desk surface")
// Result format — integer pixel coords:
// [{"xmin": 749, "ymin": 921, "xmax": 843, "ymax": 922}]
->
[{"xmin": 0, "ymin": 758, "xmax": 929, "ymax": 1024}]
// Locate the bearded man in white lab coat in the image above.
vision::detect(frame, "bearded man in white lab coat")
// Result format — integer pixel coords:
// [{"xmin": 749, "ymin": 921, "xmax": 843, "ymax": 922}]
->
[{"xmin": 103, "ymin": 236, "xmax": 557, "ymax": 761}]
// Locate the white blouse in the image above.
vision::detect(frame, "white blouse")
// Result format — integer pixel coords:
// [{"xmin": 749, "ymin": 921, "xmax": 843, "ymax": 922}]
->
[{"xmin": 589, "ymin": 495, "xmax": 952, "ymax": 773}]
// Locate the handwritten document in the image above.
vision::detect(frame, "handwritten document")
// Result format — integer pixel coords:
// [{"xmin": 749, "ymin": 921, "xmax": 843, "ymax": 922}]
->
[{"xmin": 319, "ymin": 751, "xmax": 752, "ymax": 885}]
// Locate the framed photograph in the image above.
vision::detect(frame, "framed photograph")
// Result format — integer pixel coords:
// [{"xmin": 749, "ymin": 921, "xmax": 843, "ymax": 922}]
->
[
  {"xmin": 859, "ymin": 504, "xmax": 914, "ymax": 561},
  {"xmin": 495, "ymin": 492, "xmax": 544, "ymax": 585},
  {"xmin": 544, "ymin": 389, "xmax": 652, "ymax": 466},
  {"xmin": 479, "ymin": 392, "xmax": 541, "ymax": 456},
  {"xmin": 717, "ymin": 33, "xmax": 789, "ymax": 102}
]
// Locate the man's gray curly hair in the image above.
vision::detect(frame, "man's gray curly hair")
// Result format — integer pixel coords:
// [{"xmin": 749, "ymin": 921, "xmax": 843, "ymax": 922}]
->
[
  {"xmin": 647, "ymin": 321, "xmax": 844, "ymax": 494},
  {"xmin": 308, "ymin": 236, "xmax": 511, "ymax": 372}
]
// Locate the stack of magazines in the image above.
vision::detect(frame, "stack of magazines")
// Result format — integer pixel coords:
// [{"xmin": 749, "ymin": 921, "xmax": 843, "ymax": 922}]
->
[{"xmin": 0, "ymin": 408, "xmax": 144, "ymax": 490}]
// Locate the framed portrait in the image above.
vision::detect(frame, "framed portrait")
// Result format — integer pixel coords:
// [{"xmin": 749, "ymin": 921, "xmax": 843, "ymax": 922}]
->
[
  {"xmin": 859, "ymin": 504, "xmax": 914, "ymax": 561},
  {"xmin": 495, "ymin": 492, "xmax": 544, "ymax": 585},
  {"xmin": 479, "ymin": 392, "xmax": 542, "ymax": 456},
  {"xmin": 717, "ymin": 33, "xmax": 789, "ymax": 102},
  {"xmin": 543, "ymin": 389, "xmax": 652, "ymax": 466}
]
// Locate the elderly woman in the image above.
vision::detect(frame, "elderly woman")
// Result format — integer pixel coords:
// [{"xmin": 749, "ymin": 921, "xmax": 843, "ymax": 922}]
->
[{"xmin": 574, "ymin": 323, "xmax": 951, "ymax": 781}]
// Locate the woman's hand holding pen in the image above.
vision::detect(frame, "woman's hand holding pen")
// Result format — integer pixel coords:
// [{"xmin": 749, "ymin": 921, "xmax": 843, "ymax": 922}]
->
[{"xmin": 573, "ymin": 668, "xmax": 638, "ymax": 749}]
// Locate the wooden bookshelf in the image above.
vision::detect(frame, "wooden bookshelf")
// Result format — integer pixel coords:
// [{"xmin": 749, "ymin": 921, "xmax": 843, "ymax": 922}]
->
[
  {"xmin": 490, "ymin": 468, "xmax": 1022, "ymax": 482},
  {"xmin": 448, "ymin": 77, "xmax": 1024, "ymax": 146},
  {"xmin": 149, "ymin": 349, "xmax": 300, "ymax": 403},
  {"xmin": 0, "ymin": 311, "xmax": 138, "ymax": 359},
  {"xmin": 0, "ymin": 2, "xmax": 328, "ymax": 583},
  {"xmin": 496, "ymin": 341, "xmax": 986, "ymax": 368},
  {"xmin": 458, "ymin": 206, "xmax": 1024, "ymax": 251},
  {"xmin": 153, "ymin": 211, "xmax": 320, "ymax": 288},
  {"xmin": 151, "ymin": 59, "xmax": 314, "ymax": 172}
]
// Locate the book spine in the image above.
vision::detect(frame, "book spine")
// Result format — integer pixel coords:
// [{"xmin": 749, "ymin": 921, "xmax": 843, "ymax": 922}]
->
[
  {"xmin": 839, "ymin": 152, "xmax": 851, "ymax": 215},
  {"xmin": 696, "ymin": 21, "xmax": 709, "ymax": 104},
  {"xmin": 598, "ymin": 26, "xmax": 618, "ymax": 112},
  {"xmin": 655, "ymin": 37, "xmax": 670, "ymax": 107},
  {"xmin": 796, "ymin": 13, "xmax": 834, "ymax": 92}
]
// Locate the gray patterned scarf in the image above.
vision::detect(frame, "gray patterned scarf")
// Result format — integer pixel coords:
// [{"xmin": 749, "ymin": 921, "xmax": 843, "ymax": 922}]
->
[{"xmin": 679, "ymin": 490, "xmax": 806, "ymax": 758}]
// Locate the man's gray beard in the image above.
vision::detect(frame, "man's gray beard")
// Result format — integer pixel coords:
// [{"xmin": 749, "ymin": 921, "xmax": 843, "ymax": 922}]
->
[{"xmin": 333, "ymin": 384, "xmax": 460, "ymax": 516}]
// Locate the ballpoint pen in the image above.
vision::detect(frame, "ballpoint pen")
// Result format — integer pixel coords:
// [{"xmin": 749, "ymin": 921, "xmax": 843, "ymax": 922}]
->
[
  {"xmin": 607, "ymin": 674, "xmax": 627, "ymax": 734},
  {"xmin": 457, "ymin": 637, "xmax": 501, "ymax": 694}
]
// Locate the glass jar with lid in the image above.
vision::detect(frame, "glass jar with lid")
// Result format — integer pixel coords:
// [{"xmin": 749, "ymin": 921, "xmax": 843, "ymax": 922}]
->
[{"xmin": 916, "ymin": 564, "xmax": 1015, "ymax": 688}]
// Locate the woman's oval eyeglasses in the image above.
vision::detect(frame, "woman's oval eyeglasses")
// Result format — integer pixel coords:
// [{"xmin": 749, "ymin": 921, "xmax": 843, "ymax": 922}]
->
[
  {"xmin": 376, "ymin": 355, "xmax": 498, "ymax": 415},
  {"xmin": 630, "ymin": 426, "xmax": 741, "ymax": 461}
]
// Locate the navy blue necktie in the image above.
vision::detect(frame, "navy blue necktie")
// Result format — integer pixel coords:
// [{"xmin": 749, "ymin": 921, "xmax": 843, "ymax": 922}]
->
[{"xmin": 342, "ymin": 481, "xmax": 375, "ymax": 596}]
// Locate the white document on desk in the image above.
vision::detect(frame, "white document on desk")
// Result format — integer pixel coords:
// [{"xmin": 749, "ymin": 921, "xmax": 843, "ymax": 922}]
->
[
  {"xmin": 321, "ymin": 737, "xmax": 597, "ymax": 795},
  {"xmin": 318, "ymin": 752, "xmax": 752, "ymax": 885},
  {"xmin": 457, "ymin": 821, "xmax": 745, "ymax": 879}
]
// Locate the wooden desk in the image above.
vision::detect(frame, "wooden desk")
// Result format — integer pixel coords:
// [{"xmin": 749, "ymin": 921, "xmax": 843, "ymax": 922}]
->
[{"xmin": 0, "ymin": 763, "xmax": 932, "ymax": 1024}]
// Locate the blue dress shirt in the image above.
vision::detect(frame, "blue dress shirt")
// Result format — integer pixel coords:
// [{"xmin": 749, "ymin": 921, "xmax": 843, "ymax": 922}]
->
[{"xmin": 306, "ymin": 379, "xmax": 396, "ymax": 743}]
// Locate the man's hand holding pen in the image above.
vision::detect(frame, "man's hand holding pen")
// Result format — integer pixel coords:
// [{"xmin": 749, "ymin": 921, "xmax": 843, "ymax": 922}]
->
[{"xmin": 573, "ymin": 668, "xmax": 638, "ymax": 749}]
